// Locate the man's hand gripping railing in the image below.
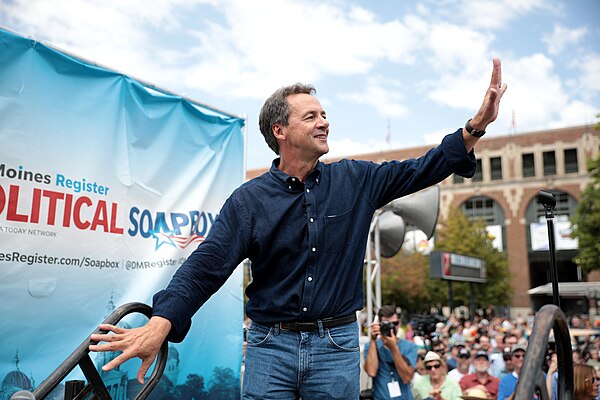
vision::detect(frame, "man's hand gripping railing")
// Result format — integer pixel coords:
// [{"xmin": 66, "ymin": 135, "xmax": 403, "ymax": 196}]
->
[{"xmin": 12, "ymin": 302, "xmax": 168, "ymax": 400}]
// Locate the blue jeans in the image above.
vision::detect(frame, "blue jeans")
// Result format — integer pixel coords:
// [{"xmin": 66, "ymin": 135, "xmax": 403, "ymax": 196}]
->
[{"xmin": 242, "ymin": 320, "xmax": 360, "ymax": 399}]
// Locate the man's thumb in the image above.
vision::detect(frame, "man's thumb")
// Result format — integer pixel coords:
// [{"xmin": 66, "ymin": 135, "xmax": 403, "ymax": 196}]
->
[{"xmin": 136, "ymin": 358, "xmax": 153, "ymax": 384}]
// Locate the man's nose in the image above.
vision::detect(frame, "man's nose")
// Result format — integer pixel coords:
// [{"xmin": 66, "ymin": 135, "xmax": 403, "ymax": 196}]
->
[{"xmin": 317, "ymin": 116, "xmax": 329, "ymax": 129}]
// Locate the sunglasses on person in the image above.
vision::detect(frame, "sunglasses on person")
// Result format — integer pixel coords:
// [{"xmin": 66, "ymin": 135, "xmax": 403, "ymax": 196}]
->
[
  {"xmin": 513, "ymin": 353, "xmax": 525, "ymax": 359},
  {"xmin": 458, "ymin": 354, "xmax": 470, "ymax": 359},
  {"xmin": 585, "ymin": 377, "xmax": 598, "ymax": 384},
  {"xmin": 425, "ymin": 363, "xmax": 442, "ymax": 371},
  {"xmin": 434, "ymin": 349, "xmax": 445, "ymax": 355}
]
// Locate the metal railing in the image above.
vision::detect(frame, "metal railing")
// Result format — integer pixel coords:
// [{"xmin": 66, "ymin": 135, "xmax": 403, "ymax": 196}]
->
[
  {"xmin": 11, "ymin": 302, "xmax": 168, "ymax": 400},
  {"xmin": 514, "ymin": 304, "xmax": 573, "ymax": 400}
]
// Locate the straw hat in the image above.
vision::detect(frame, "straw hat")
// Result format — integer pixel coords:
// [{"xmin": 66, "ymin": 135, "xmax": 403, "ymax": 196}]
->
[{"xmin": 461, "ymin": 387, "xmax": 493, "ymax": 400}]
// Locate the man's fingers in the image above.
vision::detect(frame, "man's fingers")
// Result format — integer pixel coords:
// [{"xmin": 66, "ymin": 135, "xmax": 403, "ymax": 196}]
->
[
  {"xmin": 99, "ymin": 323, "xmax": 126, "ymax": 334},
  {"xmin": 101, "ymin": 352, "xmax": 130, "ymax": 372},
  {"xmin": 490, "ymin": 58, "xmax": 502, "ymax": 88},
  {"xmin": 90, "ymin": 332, "xmax": 121, "ymax": 344},
  {"xmin": 137, "ymin": 357, "xmax": 155, "ymax": 384}
]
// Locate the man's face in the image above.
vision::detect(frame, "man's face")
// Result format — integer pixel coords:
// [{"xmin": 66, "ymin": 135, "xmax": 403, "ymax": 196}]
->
[
  {"xmin": 433, "ymin": 343, "xmax": 445, "ymax": 357},
  {"xmin": 502, "ymin": 350, "xmax": 515, "ymax": 371},
  {"xmin": 473, "ymin": 356, "xmax": 490, "ymax": 373},
  {"xmin": 512, "ymin": 350, "xmax": 526, "ymax": 370},
  {"xmin": 380, "ymin": 314, "xmax": 399, "ymax": 336},
  {"xmin": 504, "ymin": 336, "xmax": 517, "ymax": 348},
  {"xmin": 276, "ymin": 93, "xmax": 329, "ymax": 159},
  {"xmin": 479, "ymin": 336, "xmax": 491, "ymax": 352},
  {"xmin": 457, "ymin": 351, "xmax": 470, "ymax": 368},
  {"xmin": 425, "ymin": 361, "xmax": 443, "ymax": 378}
]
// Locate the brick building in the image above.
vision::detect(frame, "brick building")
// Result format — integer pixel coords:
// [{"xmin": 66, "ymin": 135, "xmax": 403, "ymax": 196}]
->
[{"xmin": 246, "ymin": 125, "xmax": 600, "ymax": 316}]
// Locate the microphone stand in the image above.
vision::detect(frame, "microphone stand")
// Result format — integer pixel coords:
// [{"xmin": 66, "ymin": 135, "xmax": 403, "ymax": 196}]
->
[{"xmin": 538, "ymin": 190, "xmax": 560, "ymax": 307}]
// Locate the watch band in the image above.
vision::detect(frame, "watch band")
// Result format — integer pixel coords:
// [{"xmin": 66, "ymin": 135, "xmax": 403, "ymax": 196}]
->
[{"xmin": 465, "ymin": 119, "xmax": 486, "ymax": 137}]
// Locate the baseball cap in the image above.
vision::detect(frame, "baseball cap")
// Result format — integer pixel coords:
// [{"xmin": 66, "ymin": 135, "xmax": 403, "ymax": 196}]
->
[
  {"xmin": 502, "ymin": 346, "xmax": 512, "ymax": 359},
  {"xmin": 458, "ymin": 348, "xmax": 470, "ymax": 358},
  {"xmin": 474, "ymin": 350, "xmax": 489, "ymax": 360},
  {"xmin": 453, "ymin": 341, "xmax": 466, "ymax": 348},
  {"xmin": 511, "ymin": 344, "xmax": 527, "ymax": 355}
]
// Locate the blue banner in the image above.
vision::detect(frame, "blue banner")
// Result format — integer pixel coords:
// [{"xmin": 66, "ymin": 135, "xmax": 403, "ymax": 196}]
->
[{"xmin": 0, "ymin": 28, "xmax": 245, "ymax": 399}]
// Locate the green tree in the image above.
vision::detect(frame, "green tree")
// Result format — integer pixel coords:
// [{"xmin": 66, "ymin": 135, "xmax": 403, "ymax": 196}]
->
[
  {"xmin": 381, "ymin": 249, "xmax": 430, "ymax": 313},
  {"xmin": 571, "ymin": 117, "xmax": 600, "ymax": 273},
  {"xmin": 433, "ymin": 206, "xmax": 511, "ymax": 309}
]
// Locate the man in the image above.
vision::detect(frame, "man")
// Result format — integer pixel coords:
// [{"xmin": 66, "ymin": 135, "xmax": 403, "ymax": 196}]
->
[
  {"xmin": 490, "ymin": 333, "xmax": 518, "ymax": 377},
  {"xmin": 89, "ymin": 59, "xmax": 507, "ymax": 399},
  {"xmin": 459, "ymin": 351, "xmax": 500, "ymax": 398},
  {"xmin": 496, "ymin": 347, "xmax": 515, "ymax": 379},
  {"xmin": 448, "ymin": 348, "xmax": 471, "ymax": 382},
  {"xmin": 447, "ymin": 341, "xmax": 467, "ymax": 371},
  {"xmin": 412, "ymin": 352, "xmax": 463, "ymax": 400},
  {"xmin": 478, "ymin": 335, "xmax": 492, "ymax": 354},
  {"xmin": 364, "ymin": 306, "xmax": 418, "ymax": 400},
  {"xmin": 497, "ymin": 344, "xmax": 527, "ymax": 400},
  {"xmin": 432, "ymin": 339, "xmax": 449, "ymax": 371}
]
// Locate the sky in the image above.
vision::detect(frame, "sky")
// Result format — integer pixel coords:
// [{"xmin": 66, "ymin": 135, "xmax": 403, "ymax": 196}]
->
[{"xmin": 1, "ymin": 0, "xmax": 599, "ymax": 169}]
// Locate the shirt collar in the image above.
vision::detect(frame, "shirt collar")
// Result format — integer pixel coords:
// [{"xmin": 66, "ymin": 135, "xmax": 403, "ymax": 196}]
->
[{"xmin": 269, "ymin": 158, "xmax": 322, "ymax": 187}]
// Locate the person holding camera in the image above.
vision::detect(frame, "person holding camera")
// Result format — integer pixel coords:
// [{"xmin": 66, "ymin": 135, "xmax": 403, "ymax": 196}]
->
[{"xmin": 364, "ymin": 305, "xmax": 418, "ymax": 400}]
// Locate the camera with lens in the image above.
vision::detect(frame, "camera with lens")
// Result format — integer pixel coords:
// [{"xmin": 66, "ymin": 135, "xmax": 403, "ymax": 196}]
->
[{"xmin": 380, "ymin": 321, "xmax": 395, "ymax": 337}]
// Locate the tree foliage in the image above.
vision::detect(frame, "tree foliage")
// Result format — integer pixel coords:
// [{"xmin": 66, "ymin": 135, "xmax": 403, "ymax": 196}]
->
[
  {"xmin": 381, "ymin": 249, "xmax": 430, "ymax": 312},
  {"xmin": 380, "ymin": 206, "xmax": 511, "ymax": 314},
  {"xmin": 571, "ymin": 116, "xmax": 600, "ymax": 273},
  {"xmin": 434, "ymin": 206, "xmax": 511, "ymax": 309}
]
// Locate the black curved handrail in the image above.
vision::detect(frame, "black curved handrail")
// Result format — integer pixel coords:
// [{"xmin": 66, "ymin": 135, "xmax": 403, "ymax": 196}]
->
[
  {"xmin": 514, "ymin": 304, "xmax": 573, "ymax": 400},
  {"xmin": 17, "ymin": 302, "xmax": 168, "ymax": 400}
]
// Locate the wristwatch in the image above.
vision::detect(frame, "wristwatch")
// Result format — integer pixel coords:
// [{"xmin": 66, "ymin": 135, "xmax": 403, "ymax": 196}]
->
[{"xmin": 465, "ymin": 119, "xmax": 486, "ymax": 137}]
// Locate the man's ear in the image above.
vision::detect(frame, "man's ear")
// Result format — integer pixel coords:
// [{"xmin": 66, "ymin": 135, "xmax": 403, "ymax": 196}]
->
[{"xmin": 272, "ymin": 124, "xmax": 285, "ymax": 141}]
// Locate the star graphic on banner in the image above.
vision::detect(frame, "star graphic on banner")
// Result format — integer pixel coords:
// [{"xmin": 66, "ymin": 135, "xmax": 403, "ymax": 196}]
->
[{"xmin": 151, "ymin": 230, "xmax": 177, "ymax": 250}]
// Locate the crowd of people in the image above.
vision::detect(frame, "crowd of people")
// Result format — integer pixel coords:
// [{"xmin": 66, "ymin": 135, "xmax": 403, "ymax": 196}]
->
[{"xmin": 362, "ymin": 305, "xmax": 600, "ymax": 400}]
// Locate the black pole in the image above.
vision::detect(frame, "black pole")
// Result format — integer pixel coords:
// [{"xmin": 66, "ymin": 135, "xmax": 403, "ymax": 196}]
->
[
  {"xmin": 538, "ymin": 190, "xmax": 560, "ymax": 307},
  {"xmin": 470, "ymin": 282, "xmax": 476, "ymax": 322},
  {"xmin": 448, "ymin": 280, "xmax": 454, "ymax": 315}
]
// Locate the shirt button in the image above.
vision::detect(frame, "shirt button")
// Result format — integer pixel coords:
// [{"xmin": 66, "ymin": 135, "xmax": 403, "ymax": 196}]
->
[
  {"xmin": 292, "ymin": 178, "xmax": 296, "ymax": 181},
  {"xmin": 312, "ymin": 247, "xmax": 316, "ymax": 252},
  {"xmin": 306, "ymin": 189, "xmax": 310, "ymax": 193},
  {"xmin": 310, "ymin": 218, "xmax": 314, "ymax": 223},
  {"xmin": 288, "ymin": 185, "xmax": 292, "ymax": 190},
  {"xmin": 308, "ymin": 276, "xmax": 313, "ymax": 282},
  {"xmin": 303, "ymin": 307, "xmax": 308, "ymax": 312}
]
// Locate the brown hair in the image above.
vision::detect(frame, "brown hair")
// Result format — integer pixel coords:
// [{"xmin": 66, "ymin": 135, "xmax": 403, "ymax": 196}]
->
[{"xmin": 574, "ymin": 364, "xmax": 596, "ymax": 400}]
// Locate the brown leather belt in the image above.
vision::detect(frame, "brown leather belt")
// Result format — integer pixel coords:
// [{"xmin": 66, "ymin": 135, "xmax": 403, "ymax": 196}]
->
[{"xmin": 279, "ymin": 314, "xmax": 357, "ymax": 332}]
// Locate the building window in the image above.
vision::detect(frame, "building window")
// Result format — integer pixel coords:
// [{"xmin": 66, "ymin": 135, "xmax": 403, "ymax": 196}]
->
[
  {"xmin": 526, "ymin": 190, "xmax": 578, "ymax": 222},
  {"xmin": 453, "ymin": 174, "xmax": 464, "ymax": 184},
  {"xmin": 490, "ymin": 157, "xmax": 502, "ymax": 180},
  {"xmin": 473, "ymin": 159, "xmax": 483, "ymax": 182},
  {"xmin": 543, "ymin": 151, "xmax": 556, "ymax": 176},
  {"xmin": 522, "ymin": 153, "xmax": 535, "ymax": 177},
  {"xmin": 564, "ymin": 148, "xmax": 578, "ymax": 174},
  {"xmin": 462, "ymin": 196, "xmax": 504, "ymax": 225}
]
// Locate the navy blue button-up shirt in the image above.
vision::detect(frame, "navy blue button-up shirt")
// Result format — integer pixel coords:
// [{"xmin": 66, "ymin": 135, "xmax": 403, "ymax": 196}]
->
[{"xmin": 153, "ymin": 128, "xmax": 475, "ymax": 342}]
